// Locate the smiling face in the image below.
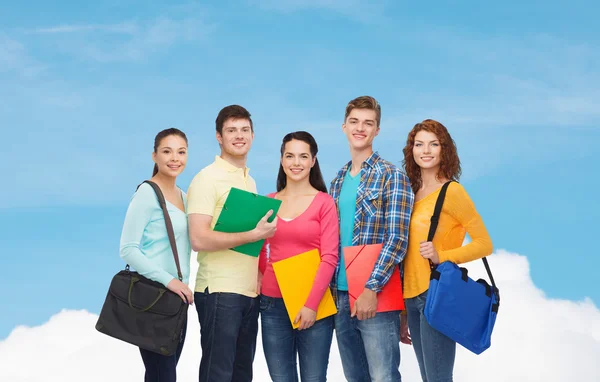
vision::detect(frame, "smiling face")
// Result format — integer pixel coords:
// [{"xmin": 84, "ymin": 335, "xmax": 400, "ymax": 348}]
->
[
  {"xmin": 217, "ymin": 117, "xmax": 254, "ymax": 159},
  {"xmin": 281, "ymin": 139, "xmax": 315, "ymax": 183},
  {"xmin": 152, "ymin": 134, "xmax": 188, "ymax": 178},
  {"xmin": 412, "ymin": 130, "xmax": 442, "ymax": 171},
  {"xmin": 342, "ymin": 108, "xmax": 380, "ymax": 151}
]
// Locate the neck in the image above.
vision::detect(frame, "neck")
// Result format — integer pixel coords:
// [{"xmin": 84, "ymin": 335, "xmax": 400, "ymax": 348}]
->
[
  {"xmin": 420, "ymin": 167, "xmax": 443, "ymax": 188},
  {"xmin": 349, "ymin": 146, "xmax": 373, "ymax": 173},
  {"xmin": 151, "ymin": 172, "xmax": 177, "ymax": 190},
  {"xmin": 220, "ymin": 151, "xmax": 247, "ymax": 169},
  {"xmin": 281, "ymin": 178, "xmax": 315, "ymax": 196}
]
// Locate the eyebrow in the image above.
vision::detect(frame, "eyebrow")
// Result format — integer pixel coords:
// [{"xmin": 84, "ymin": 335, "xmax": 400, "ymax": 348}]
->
[
  {"xmin": 284, "ymin": 152, "xmax": 310, "ymax": 155},
  {"xmin": 225, "ymin": 126, "xmax": 251, "ymax": 129},
  {"xmin": 415, "ymin": 140, "xmax": 439, "ymax": 143},
  {"xmin": 159, "ymin": 146, "xmax": 187, "ymax": 150},
  {"xmin": 349, "ymin": 117, "xmax": 375, "ymax": 123}
]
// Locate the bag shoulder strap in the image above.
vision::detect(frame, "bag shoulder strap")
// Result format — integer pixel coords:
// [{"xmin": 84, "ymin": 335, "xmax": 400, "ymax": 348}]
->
[
  {"xmin": 426, "ymin": 180, "xmax": 499, "ymax": 298},
  {"xmin": 426, "ymin": 181, "xmax": 454, "ymax": 242},
  {"xmin": 139, "ymin": 180, "xmax": 183, "ymax": 281}
]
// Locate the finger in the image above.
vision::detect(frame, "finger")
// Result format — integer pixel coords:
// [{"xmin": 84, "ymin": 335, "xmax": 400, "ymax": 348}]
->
[
  {"xmin": 351, "ymin": 304, "xmax": 357, "ymax": 318},
  {"xmin": 294, "ymin": 312, "xmax": 301, "ymax": 325},
  {"xmin": 262, "ymin": 210, "xmax": 273, "ymax": 221}
]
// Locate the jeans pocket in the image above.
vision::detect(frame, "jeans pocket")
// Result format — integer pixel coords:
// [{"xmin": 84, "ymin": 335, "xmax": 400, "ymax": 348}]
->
[{"xmin": 259, "ymin": 295, "xmax": 271, "ymax": 312}]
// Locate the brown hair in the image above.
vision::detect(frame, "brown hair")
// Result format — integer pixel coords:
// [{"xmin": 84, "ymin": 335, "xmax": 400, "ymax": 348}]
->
[
  {"xmin": 402, "ymin": 119, "xmax": 461, "ymax": 192},
  {"xmin": 215, "ymin": 105, "xmax": 253, "ymax": 135},
  {"xmin": 344, "ymin": 96, "xmax": 381, "ymax": 127},
  {"xmin": 153, "ymin": 128, "xmax": 188, "ymax": 176}
]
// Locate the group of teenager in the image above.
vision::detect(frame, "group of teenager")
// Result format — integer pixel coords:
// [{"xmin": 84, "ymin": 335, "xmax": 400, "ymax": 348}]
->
[{"xmin": 119, "ymin": 95, "xmax": 494, "ymax": 382}]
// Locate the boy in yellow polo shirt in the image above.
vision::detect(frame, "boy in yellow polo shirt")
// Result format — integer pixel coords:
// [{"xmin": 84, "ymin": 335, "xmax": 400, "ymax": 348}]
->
[{"xmin": 187, "ymin": 105, "xmax": 277, "ymax": 382}]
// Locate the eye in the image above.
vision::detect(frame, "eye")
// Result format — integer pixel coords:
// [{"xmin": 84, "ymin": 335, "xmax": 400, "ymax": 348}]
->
[
  {"xmin": 415, "ymin": 143, "xmax": 421, "ymax": 147},
  {"xmin": 163, "ymin": 150, "xmax": 170, "ymax": 154},
  {"xmin": 179, "ymin": 151, "xmax": 186, "ymax": 155}
]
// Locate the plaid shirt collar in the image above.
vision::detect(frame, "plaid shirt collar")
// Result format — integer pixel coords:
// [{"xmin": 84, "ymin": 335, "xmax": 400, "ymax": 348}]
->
[{"xmin": 332, "ymin": 151, "xmax": 381, "ymax": 193}]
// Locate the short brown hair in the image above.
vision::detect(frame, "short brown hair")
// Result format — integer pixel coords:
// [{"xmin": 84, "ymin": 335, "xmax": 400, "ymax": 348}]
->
[
  {"xmin": 402, "ymin": 119, "xmax": 461, "ymax": 192},
  {"xmin": 215, "ymin": 105, "xmax": 253, "ymax": 135},
  {"xmin": 344, "ymin": 96, "xmax": 381, "ymax": 127}
]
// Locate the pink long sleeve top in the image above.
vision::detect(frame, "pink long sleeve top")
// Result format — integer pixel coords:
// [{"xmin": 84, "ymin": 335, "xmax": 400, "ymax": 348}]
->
[{"xmin": 259, "ymin": 191, "xmax": 340, "ymax": 311}]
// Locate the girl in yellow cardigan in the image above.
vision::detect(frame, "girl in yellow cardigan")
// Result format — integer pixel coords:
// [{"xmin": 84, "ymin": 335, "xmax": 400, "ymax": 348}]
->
[{"xmin": 401, "ymin": 119, "xmax": 493, "ymax": 382}]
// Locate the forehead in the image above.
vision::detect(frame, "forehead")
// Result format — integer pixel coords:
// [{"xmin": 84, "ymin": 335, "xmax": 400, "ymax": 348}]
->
[
  {"xmin": 158, "ymin": 135, "xmax": 187, "ymax": 147},
  {"xmin": 284, "ymin": 139, "xmax": 311, "ymax": 153},
  {"xmin": 223, "ymin": 117, "xmax": 251, "ymax": 129},
  {"xmin": 414, "ymin": 130, "xmax": 439, "ymax": 141},
  {"xmin": 347, "ymin": 108, "xmax": 378, "ymax": 121}
]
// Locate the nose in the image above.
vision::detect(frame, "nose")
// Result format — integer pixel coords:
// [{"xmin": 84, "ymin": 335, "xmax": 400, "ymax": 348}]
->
[{"xmin": 423, "ymin": 145, "xmax": 431, "ymax": 154}]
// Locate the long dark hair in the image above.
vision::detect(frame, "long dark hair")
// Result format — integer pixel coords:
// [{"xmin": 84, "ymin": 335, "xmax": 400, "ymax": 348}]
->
[
  {"xmin": 152, "ymin": 128, "xmax": 188, "ymax": 176},
  {"xmin": 276, "ymin": 131, "xmax": 327, "ymax": 193}
]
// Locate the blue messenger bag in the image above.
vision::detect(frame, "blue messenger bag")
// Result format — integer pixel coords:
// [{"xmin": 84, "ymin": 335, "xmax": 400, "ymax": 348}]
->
[{"xmin": 423, "ymin": 181, "xmax": 500, "ymax": 355}]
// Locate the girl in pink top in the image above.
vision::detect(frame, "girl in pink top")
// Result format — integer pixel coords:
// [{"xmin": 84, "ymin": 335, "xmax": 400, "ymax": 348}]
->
[{"xmin": 258, "ymin": 131, "xmax": 339, "ymax": 382}]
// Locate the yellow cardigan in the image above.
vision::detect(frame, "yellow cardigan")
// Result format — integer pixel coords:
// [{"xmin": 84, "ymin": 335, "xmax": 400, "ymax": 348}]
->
[{"xmin": 403, "ymin": 182, "xmax": 493, "ymax": 299}]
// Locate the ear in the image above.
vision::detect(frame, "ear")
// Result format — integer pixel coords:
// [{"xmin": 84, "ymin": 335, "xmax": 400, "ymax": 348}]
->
[
  {"xmin": 216, "ymin": 131, "xmax": 223, "ymax": 146},
  {"xmin": 152, "ymin": 151, "xmax": 157, "ymax": 163},
  {"xmin": 311, "ymin": 156, "xmax": 316, "ymax": 168},
  {"xmin": 375, "ymin": 125, "xmax": 381, "ymax": 137}
]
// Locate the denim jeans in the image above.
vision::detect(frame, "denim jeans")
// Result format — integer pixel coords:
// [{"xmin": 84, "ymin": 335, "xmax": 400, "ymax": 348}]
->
[
  {"xmin": 334, "ymin": 291, "xmax": 401, "ymax": 382},
  {"xmin": 139, "ymin": 319, "xmax": 186, "ymax": 382},
  {"xmin": 194, "ymin": 289, "xmax": 260, "ymax": 382},
  {"xmin": 405, "ymin": 290, "xmax": 456, "ymax": 382},
  {"xmin": 260, "ymin": 296, "xmax": 334, "ymax": 382}
]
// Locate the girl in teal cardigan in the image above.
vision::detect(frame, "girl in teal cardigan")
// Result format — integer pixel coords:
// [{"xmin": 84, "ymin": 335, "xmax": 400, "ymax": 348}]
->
[{"xmin": 119, "ymin": 128, "xmax": 192, "ymax": 382}]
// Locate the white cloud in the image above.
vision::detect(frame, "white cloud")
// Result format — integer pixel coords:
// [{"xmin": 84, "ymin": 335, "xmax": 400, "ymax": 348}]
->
[
  {"xmin": 0, "ymin": 34, "xmax": 44, "ymax": 78},
  {"xmin": 2, "ymin": 251, "xmax": 599, "ymax": 381},
  {"xmin": 249, "ymin": 0, "xmax": 390, "ymax": 23},
  {"xmin": 27, "ymin": 17, "xmax": 215, "ymax": 63}
]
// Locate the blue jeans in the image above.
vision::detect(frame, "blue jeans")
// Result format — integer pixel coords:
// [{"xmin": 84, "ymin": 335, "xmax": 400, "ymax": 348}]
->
[
  {"xmin": 194, "ymin": 289, "xmax": 260, "ymax": 382},
  {"xmin": 260, "ymin": 296, "xmax": 334, "ymax": 382},
  {"xmin": 139, "ymin": 320, "xmax": 186, "ymax": 382},
  {"xmin": 334, "ymin": 291, "xmax": 401, "ymax": 382},
  {"xmin": 405, "ymin": 290, "xmax": 456, "ymax": 382}
]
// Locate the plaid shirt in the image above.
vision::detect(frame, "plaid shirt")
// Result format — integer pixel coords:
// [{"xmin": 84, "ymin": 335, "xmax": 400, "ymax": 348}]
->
[{"xmin": 330, "ymin": 152, "xmax": 414, "ymax": 292}]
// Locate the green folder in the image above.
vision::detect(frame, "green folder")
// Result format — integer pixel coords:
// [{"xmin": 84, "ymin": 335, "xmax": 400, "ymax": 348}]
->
[{"xmin": 213, "ymin": 187, "xmax": 282, "ymax": 257}]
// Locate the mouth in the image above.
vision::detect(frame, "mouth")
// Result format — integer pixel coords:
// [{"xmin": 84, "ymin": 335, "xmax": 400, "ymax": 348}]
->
[
  {"xmin": 290, "ymin": 168, "xmax": 303, "ymax": 174},
  {"xmin": 353, "ymin": 133, "xmax": 367, "ymax": 140},
  {"xmin": 232, "ymin": 142, "xmax": 246, "ymax": 148},
  {"xmin": 420, "ymin": 156, "xmax": 434, "ymax": 162},
  {"xmin": 167, "ymin": 164, "xmax": 181, "ymax": 170}
]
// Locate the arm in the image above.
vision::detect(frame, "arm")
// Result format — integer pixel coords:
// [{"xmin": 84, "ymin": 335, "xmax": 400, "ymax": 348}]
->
[
  {"xmin": 258, "ymin": 240, "xmax": 269, "ymax": 275},
  {"xmin": 437, "ymin": 183, "xmax": 493, "ymax": 264},
  {"xmin": 187, "ymin": 171, "xmax": 276, "ymax": 252},
  {"xmin": 119, "ymin": 185, "xmax": 175, "ymax": 287},
  {"xmin": 188, "ymin": 213, "xmax": 268, "ymax": 252},
  {"xmin": 365, "ymin": 170, "xmax": 414, "ymax": 292},
  {"xmin": 305, "ymin": 196, "xmax": 340, "ymax": 311}
]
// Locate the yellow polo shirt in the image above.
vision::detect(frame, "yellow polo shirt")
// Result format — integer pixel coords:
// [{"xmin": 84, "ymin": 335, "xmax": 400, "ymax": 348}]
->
[{"xmin": 187, "ymin": 155, "xmax": 259, "ymax": 297}]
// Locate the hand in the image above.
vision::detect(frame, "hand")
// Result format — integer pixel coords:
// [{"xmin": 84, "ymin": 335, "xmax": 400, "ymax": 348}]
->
[
  {"xmin": 256, "ymin": 271, "xmax": 263, "ymax": 295},
  {"xmin": 420, "ymin": 241, "xmax": 440, "ymax": 264},
  {"xmin": 351, "ymin": 288, "xmax": 378, "ymax": 320},
  {"xmin": 400, "ymin": 312, "xmax": 412, "ymax": 345},
  {"xmin": 294, "ymin": 306, "xmax": 317, "ymax": 330},
  {"xmin": 166, "ymin": 278, "xmax": 193, "ymax": 304},
  {"xmin": 253, "ymin": 210, "xmax": 277, "ymax": 240}
]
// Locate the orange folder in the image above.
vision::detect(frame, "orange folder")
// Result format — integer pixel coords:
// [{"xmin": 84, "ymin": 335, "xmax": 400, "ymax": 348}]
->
[
  {"xmin": 344, "ymin": 243, "xmax": 405, "ymax": 313},
  {"xmin": 272, "ymin": 249, "xmax": 338, "ymax": 329}
]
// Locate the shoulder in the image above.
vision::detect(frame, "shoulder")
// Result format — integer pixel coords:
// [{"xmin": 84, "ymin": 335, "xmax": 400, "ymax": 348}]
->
[
  {"xmin": 446, "ymin": 181, "xmax": 468, "ymax": 197},
  {"xmin": 375, "ymin": 160, "xmax": 410, "ymax": 184},
  {"xmin": 129, "ymin": 182, "xmax": 159, "ymax": 209},
  {"xmin": 133, "ymin": 182, "xmax": 156, "ymax": 200},
  {"xmin": 317, "ymin": 192, "xmax": 337, "ymax": 210}
]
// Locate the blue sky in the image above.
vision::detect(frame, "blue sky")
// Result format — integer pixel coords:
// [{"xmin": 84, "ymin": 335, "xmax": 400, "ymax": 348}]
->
[{"xmin": 1, "ymin": 1, "xmax": 598, "ymax": 338}]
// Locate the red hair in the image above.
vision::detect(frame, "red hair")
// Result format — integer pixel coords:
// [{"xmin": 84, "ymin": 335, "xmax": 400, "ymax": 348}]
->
[{"xmin": 402, "ymin": 119, "xmax": 461, "ymax": 192}]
